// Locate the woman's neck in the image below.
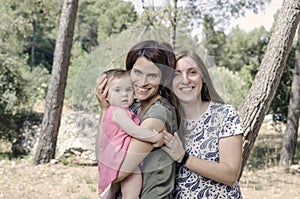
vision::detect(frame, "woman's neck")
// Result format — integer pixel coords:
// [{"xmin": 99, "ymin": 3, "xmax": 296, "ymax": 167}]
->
[
  {"xmin": 140, "ymin": 94, "xmax": 161, "ymax": 115},
  {"xmin": 181, "ymin": 100, "xmax": 210, "ymax": 120}
]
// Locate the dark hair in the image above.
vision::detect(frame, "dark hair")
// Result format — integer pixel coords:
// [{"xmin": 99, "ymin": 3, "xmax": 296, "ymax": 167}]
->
[{"xmin": 125, "ymin": 40, "xmax": 176, "ymax": 100}]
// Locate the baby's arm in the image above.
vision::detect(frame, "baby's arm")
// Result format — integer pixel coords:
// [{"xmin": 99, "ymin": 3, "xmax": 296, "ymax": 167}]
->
[{"xmin": 112, "ymin": 108, "xmax": 162, "ymax": 144}]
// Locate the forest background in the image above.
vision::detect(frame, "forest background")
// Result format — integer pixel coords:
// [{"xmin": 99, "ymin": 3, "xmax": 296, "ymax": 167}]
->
[{"xmin": 0, "ymin": 0, "xmax": 299, "ymax": 198}]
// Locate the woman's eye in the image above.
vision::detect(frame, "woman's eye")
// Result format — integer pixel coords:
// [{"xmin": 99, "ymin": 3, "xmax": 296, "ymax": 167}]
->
[
  {"xmin": 133, "ymin": 69, "xmax": 142, "ymax": 76},
  {"xmin": 189, "ymin": 70, "xmax": 197, "ymax": 75},
  {"xmin": 148, "ymin": 73, "xmax": 157, "ymax": 79},
  {"xmin": 114, "ymin": 88, "xmax": 121, "ymax": 92}
]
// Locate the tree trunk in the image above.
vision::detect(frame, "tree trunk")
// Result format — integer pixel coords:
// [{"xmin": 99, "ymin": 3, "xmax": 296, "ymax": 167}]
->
[
  {"xmin": 170, "ymin": 0, "xmax": 178, "ymax": 49},
  {"xmin": 34, "ymin": 0, "xmax": 78, "ymax": 164},
  {"xmin": 239, "ymin": 0, "xmax": 300, "ymax": 179},
  {"xmin": 279, "ymin": 26, "xmax": 300, "ymax": 166},
  {"xmin": 30, "ymin": 20, "xmax": 37, "ymax": 72}
]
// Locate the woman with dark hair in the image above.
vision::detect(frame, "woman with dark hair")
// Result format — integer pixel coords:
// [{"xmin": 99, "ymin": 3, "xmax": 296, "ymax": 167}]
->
[
  {"xmin": 162, "ymin": 50, "xmax": 243, "ymax": 198},
  {"xmin": 96, "ymin": 40, "xmax": 178, "ymax": 199}
]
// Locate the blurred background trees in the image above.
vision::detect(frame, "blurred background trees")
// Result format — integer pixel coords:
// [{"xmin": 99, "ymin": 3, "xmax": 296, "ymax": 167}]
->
[{"xmin": 0, "ymin": 0, "xmax": 298, "ymax": 168}]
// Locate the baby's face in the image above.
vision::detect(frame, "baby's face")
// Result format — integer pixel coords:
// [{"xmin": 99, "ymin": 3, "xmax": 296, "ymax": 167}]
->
[{"xmin": 106, "ymin": 76, "xmax": 134, "ymax": 109}]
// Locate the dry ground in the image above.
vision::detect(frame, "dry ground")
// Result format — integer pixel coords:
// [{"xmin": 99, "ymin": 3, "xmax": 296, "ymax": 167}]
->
[
  {"xmin": 0, "ymin": 157, "xmax": 299, "ymax": 199},
  {"xmin": 0, "ymin": 121, "xmax": 299, "ymax": 199}
]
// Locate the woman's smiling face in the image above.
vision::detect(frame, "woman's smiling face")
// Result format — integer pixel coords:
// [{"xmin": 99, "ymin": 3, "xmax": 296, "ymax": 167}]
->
[
  {"xmin": 130, "ymin": 56, "xmax": 162, "ymax": 101},
  {"xmin": 173, "ymin": 56, "xmax": 204, "ymax": 103}
]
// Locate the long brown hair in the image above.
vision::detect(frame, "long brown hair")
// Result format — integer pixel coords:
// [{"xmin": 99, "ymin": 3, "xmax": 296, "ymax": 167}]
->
[
  {"xmin": 125, "ymin": 40, "xmax": 176, "ymax": 101},
  {"xmin": 171, "ymin": 50, "xmax": 224, "ymax": 127}
]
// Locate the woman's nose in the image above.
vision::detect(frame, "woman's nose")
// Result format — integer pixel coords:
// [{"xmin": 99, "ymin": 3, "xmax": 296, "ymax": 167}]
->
[
  {"xmin": 182, "ymin": 74, "xmax": 190, "ymax": 84},
  {"xmin": 140, "ymin": 75, "xmax": 148, "ymax": 85}
]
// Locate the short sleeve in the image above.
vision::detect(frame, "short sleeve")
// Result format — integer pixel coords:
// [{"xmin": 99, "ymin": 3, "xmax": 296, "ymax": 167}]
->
[
  {"xmin": 219, "ymin": 105, "xmax": 243, "ymax": 138},
  {"xmin": 142, "ymin": 103, "xmax": 167, "ymax": 124}
]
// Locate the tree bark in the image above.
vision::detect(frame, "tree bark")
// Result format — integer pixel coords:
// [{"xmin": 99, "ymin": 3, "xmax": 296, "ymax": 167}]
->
[
  {"xmin": 30, "ymin": 20, "xmax": 37, "ymax": 72},
  {"xmin": 34, "ymin": 0, "xmax": 78, "ymax": 164},
  {"xmin": 170, "ymin": 0, "xmax": 178, "ymax": 49},
  {"xmin": 279, "ymin": 26, "xmax": 300, "ymax": 166},
  {"xmin": 239, "ymin": 0, "xmax": 300, "ymax": 179}
]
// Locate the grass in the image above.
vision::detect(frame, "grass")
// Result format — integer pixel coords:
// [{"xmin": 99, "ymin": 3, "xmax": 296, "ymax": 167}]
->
[
  {"xmin": 0, "ymin": 152, "xmax": 14, "ymax": 160},
  {"xmin": 246, "ymin": 121, "xmax": 300, "ymax": 170},
  {"xmin": 59, "ymin": 154, "xmax": 97, "ymax": 166},
  {"xmin": 82, "ymin": 175, "xmax": 95, "ymax": 184}
]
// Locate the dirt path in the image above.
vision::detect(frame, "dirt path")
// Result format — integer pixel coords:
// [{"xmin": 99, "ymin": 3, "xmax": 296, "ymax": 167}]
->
[{"xmin": 1, "ymin": 158, "xmax": 299, "ymax": 199}]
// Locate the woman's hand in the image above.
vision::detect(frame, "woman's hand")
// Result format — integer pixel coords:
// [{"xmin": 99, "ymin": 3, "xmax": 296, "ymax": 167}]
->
[
  {"xmin": 95, "ymin": 74, "xmax": 109, "ymax": 109},
  {"xmin": 161, "ymin": 131, "xmax": 185, "ymax": 162}
]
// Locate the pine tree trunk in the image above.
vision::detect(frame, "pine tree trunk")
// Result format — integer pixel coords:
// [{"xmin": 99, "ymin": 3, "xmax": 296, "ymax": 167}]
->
[
  {"xmin": 279, "ymin": 26, "xmax": 300, "ymax": 166},
  {"xmin": 239, "ymin": 0, "xmax": 300, "ymax": 179},
  {"xmin": 170, "ymin": 0, "xmax": 178, "ymax": 49},
  {"xmin": 34, "ymin": 0, "xmax": 78, "ymax": 164},
  {"xmin": 30, "ymin": 20, "xmax": 37, "ymax": 72}
]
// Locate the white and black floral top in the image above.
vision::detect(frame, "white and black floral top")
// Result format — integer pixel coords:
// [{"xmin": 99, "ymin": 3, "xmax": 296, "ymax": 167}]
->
[{"xmin": 174, "ymin": 101, "xmax": 243, "ymax": 199}]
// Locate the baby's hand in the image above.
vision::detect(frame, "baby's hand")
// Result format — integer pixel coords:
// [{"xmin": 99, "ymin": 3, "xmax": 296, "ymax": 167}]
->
[{"xmin": 152, "ymin": 131, "xmax": 164, "ymax": 148}]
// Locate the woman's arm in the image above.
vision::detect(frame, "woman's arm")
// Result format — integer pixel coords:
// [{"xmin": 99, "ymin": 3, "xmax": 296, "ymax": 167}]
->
[
  {"xmin": 95, "ymin": 108, "xmax": 106, "ymax": 161},
  {"xmin": 112, "ymin": 108, "xmax": 163, "ymax": 144},
  {"xmin": 95, "ymin": 74, "xmax": 109, "ymax": 161},
  {"xmin": 185, "ymin": 134, "xmax": 242, "ymax": 186},
  {"xmin": 162, "ymin": 132, "xmax": 243, "ymax": 187},
  {"xmin": 115, "ymin": 117, "xmax": 165, "ymax": 182}
]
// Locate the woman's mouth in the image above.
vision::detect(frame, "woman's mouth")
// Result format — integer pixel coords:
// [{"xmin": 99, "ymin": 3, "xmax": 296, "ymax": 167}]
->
[
  {"xmin": 180, "ymin": 87, "xmax": 194, "ymax": 92},
  {"xmin": 135, "ymin": 86, "xmax": 151, "ymax": 93}
]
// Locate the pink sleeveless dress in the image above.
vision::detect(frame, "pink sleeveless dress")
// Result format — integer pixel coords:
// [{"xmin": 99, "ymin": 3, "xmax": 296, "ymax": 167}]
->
[{"xmin": 98, "ymin": 106, "xmax": 140, "ymax": 195}]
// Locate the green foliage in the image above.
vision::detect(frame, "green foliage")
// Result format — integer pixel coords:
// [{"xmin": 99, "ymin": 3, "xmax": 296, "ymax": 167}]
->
[
  {"xmin": 22, "ymin": 66, "xmax": 51, "ymax": 108},
  {"xmin": 76, "ymin": 0, "xmax": 137, "ymax": 52},
  {"xmin": 96, "ymin": 0, "xmax": 137, "ymax": 41},
  {"xmin": 245, "ymin": 123, "xmax": 300, "ymax": 170},
  {"xmin": 268, "ymin": 47, "xmax": 294, "ymax": 122},
  {"xmin": 13, "ymin": 0, "xmax": 60, "ymax": 72},
  {"xmin": 0, "ymin": 0, "xmax": 32, "ymax": 55},
  {"xmin": 201, "ymin": 15, "xmax": 226, "ymax": 65},
  {"xmin": 0, "ymin": 53, "xmax": 31, "ymax": 143},
  {"xmin": 0, "ymin": 54, "xmax": 28, "ymax": 114},
  {"xmin": 65, "ymin": 41, "xmax": 88, "ymax": 103},
  {"xmin": 0, "ymin": 0, "xmax": 54, "ymax": 144},
  {"xmin": 201, "ymin": 22, "xmax": 268, "ymax": 109},
  {"xmin": 178, "ymin": 0, "xmax": 266, "ymax": 30},
  {"xmin": 25, "ymin": 31, "xmax": 56, "ymax": 72},
  {"xmin": 201, "ymin": 15, "xmax": 294, "ymax": 124},
  {"xmin": 221, "ymin": 27, "xmax": 269, "ymax": 72},
  {"xmin": 217, "ymin": 67, "xmax": 248, "ymax": 109},
  {"xmin": 0, "ymin": 152, "xmax": 14, "ymax": 160},
  {"xmin": 247, "ymin": 141, "xmax": 281, "ymax": 170}
]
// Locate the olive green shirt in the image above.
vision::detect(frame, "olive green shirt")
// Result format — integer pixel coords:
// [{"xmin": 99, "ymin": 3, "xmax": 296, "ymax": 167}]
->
[{"xmin": 139, "ymin": 98, "xmax": 177, "ymax": 199}]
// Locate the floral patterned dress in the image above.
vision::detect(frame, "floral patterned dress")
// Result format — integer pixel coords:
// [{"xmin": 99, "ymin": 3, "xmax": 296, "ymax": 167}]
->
[{"xmin": 174, "ymin": 101, "xmax": 243, "ymax": 199}]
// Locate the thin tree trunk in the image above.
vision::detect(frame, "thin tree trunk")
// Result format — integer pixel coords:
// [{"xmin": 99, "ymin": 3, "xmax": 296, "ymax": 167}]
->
[
  {"xmin": 279, "ymin": 26, "xmax": 300, "ymax": 166},
  {"xmin": 170, "ymin": 0, "xmax": 177, "ymax": 49},
  {"xmin": 239, "ymin": 0, "xmax": 300, "ymax": 179},
  {"xmin": 30, "ymin": 20, "xmax": 37, "ymax": 72},
  {"xmin": 34, "ymin": 0, "xmax": 78, "ymax": 164}
]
